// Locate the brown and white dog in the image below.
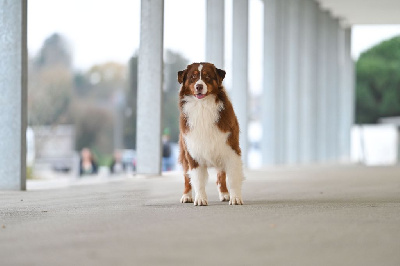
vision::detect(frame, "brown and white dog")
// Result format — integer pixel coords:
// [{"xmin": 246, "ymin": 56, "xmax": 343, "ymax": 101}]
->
[{"xmin": 177, "ymin": 62, "xmax": 244, "ymax": 206}]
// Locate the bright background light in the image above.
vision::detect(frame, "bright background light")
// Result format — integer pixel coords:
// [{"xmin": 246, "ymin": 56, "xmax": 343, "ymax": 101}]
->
[{"xmin": 28, "ymin": 0, "xmax": 400, "ymax": 78}]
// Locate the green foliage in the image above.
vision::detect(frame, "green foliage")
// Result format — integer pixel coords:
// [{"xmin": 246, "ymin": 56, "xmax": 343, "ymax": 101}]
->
[{"xmin": 356, "ymin": 35, "xmax": 400, "ymax": 123}]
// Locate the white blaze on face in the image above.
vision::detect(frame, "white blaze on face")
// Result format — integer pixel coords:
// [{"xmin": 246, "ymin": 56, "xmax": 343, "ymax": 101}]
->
[{"xmin": 194, "ymin": 64, "xmax": 207, "ymax": 95}]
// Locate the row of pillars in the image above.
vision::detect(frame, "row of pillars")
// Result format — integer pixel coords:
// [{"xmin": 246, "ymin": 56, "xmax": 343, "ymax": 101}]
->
[
  {"xmin": 262, "ymin": 0, "xmax": 354, "ymax": 165},
  {"xmin": 0, "ymin": 0, "xmax": 354, "ymax": 189},
  {"xmin": 136, "ymin": 0, "xmax": 354, "ymax": 174},
  {"xmin": 136, "ymin": 0, "xmax": 252, "ymax": 174}
]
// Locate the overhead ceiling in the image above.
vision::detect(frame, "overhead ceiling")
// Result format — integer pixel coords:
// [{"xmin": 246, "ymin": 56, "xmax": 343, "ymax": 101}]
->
[{"xmin": 316, "ymin": 0, "xmax": 400, "ymax": 25}]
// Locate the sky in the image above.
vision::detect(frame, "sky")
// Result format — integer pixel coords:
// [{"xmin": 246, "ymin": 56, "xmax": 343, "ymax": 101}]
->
[
  {"xmin": 28, "ymin": 0, "xmax": 205, "ymax": 70},
  {"xmin": 28, "ymin": 0, "xmax": 400, "ymax": 94},
  {"xmin": 352, "ymin": 24, "xmax": 400, "ymax": 58}
]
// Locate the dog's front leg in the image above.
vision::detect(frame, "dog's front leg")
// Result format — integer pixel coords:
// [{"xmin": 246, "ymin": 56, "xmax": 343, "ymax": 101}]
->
[{"xmin": 189, "ymin": 165, "xmax": 208, "ymax": 206}]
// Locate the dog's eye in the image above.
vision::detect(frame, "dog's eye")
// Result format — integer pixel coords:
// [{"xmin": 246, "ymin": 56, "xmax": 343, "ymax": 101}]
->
[{"xmin": 191, "ymin": 72, "xmax": 198, "ymax": 80}]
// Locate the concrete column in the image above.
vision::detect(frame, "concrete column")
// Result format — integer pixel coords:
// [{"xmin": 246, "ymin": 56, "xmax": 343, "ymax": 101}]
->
[
  {"xmin": 337, "ymin": 24, "xmax": 347, "ymax": 161},
  {"xmin": 325, "ymin": 14, "xmax": 339, "ymax": 161},
  {"xmin": 332, "ymin": 18, "xmax": 341, "ymax": 161},
  {"xmin": 206, "ymin": 0, "xmax": 224, "ymax": 68},
  {"xmin": 298, "ymin": 0, "xmax": 318, "ymax": 163},
  {"xmin": 325, "ymin": 15, "xmax": 334, "ymax": 161},
  {"xmin": 281, "ymin": 0, "xmax": 301, "ymax": 164},
  {"xmin": 0, "ymin": 0, "xmax": 27, "ymax": 190},
  {"xmin": 316, "ymin": 10, "xmax": 330, "ymax": 162},
  {"xmin": 341, "ymin": 27, "xmax": 354, "ymax": 161},
  {"xmin": 261, "ymin": 0, "xmax": 277, "ymax": 166},
  {"xmin": 231, "ymin": 0, "xmax": 248, "ymax": 166},
  {"xmin": 347, "ymin": 27, "xmax": 355, "ymax": 151},
  {"xmin": 136, "ymin": 0, "xmax": 164, "ymax": 175},
  {"xmin": 274, "ymin": 0, "xmax": 287, "ymax": 164}
]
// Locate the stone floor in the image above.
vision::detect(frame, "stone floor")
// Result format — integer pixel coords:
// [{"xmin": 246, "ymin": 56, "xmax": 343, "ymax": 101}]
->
[{"xmin": 1, "ymin": 164, "xmax": 399, "ymax": 266}]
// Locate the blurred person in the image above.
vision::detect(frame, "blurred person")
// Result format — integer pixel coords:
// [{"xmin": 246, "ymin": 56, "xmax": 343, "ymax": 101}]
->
[
  {"xmin": 110, "ymin": 150, "xmax": 124, "ymax": 174},
  {"xmin": 162, "ymin": 129, "xmax": 173, "ymax": 171},
  {"xmin": 79, "ymin": 148, "xmax": 98, "ymax": 176}
]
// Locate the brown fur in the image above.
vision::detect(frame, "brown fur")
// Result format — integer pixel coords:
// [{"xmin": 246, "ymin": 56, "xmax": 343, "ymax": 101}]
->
[
  {"xmin": 217, "ymin": 171, "xmax": 229, "ymax": 193},
  {"xmin": 184, "ymin": 174, "xmax": 191, "ymax": 194},
  {"xmin": 177, "ymin": 62, "xmax": 241, "ymax": 201},
  {"xmin": 216, "ymin": 88, "xmax": 241, "ymax": 156}
]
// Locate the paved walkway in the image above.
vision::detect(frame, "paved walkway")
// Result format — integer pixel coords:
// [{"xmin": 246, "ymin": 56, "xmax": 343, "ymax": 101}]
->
[{"xmin": 1, "ymin": 165, "xmax": 400, "ymax": 266}]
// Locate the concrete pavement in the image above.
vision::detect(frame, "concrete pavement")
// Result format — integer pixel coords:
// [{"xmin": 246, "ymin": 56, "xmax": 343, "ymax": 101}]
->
[{"xmin": 1, "ymin": 165, "xmax": 399, "ymax": 266}]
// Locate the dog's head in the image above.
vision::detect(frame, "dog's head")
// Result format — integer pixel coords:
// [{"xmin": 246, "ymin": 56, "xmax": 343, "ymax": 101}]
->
[{"xmin": 178, "ymin": 62, "xmax": 226, "ymax": 99}]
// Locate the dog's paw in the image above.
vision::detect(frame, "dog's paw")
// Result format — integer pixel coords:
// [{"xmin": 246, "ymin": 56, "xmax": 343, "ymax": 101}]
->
[
  {"xmin": 219, "ymin": 192, "xmax": 230, "ymax": 202},
  {"xmin": 229, "ymin": 195, "xmax": 243, "ymax": 205},
  {"xmin": 180, "ymin": 194, "xmax": 193, "ymax": 203},
  {"xmin": 194, "ymin": 195, "xmax": 208, "ymax": 206}
]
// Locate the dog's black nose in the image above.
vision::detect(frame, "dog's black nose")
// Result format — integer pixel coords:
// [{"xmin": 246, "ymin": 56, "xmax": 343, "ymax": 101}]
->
[{"xmin": 195, "ymin": 84, "xmax": 203, "ymax": 91}]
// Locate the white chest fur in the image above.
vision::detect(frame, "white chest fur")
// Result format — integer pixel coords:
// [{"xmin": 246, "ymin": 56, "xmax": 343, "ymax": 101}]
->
[{"xmin": 182, "ymin": 95, "xmax": 233, "ymax": 168}]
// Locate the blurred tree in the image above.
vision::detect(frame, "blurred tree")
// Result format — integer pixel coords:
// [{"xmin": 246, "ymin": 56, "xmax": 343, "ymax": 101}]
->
[
  {"xmin": 29, "ymin": 32, "xmax": 190, "ymax": 163},
  {"xmin": 28, "ymin": 33, "xmax": 73, "ymax": 126},
  {"xmin": 85, "ymin": 62, "xmax": 127, "ymax": 100},
  {"xmin": 162, "ymin": 50, "xmax": 189, "ymax": 142},
  {"xmin": 34, "ymin": 33, "xmax": 72, "ymax": 69},
  {"xmin": 72, "ymin": 62, "xmax": 127, "ymax": 157},
  {"xmin": 28, "ymin": 66, "xmax": 73, "ymax": 125},
  {"xmin": 73, "ymin": 71, "xmax": 90, "ymax": 96},
  {"xmin": 356, "ymin": 35, "xmax": 400, "ymax": 123},
  {"xmin": 74, "ymin": 103, "xmax": 114, "ymax": 156},
  {"xmin": 124, "ymin": 55, "xmax": 138, "ymax": 149}
]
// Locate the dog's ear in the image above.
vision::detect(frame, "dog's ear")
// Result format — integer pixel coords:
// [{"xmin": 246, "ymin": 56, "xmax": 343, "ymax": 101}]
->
[
  {"xmin": 216, "ymin": 68, "xmax": 226, "ymax": 85},
  {"xmin": 177, "ymin": 69, "xmax": 187, "ymax": 84}
]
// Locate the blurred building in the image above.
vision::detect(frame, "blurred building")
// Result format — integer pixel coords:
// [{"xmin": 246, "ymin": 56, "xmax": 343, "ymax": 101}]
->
[{"xmin": 32, "ymin": 125, "xmax": 76, "ymax": 175}]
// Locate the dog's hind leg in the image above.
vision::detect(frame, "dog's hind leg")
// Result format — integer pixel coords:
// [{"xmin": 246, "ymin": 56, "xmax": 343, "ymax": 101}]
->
[
  {"xmin": 181, "ymin": 171, "xmax": 193, "ymax": 203},
  {"xmin": 179, "ymin": 138, "xmax": 193, "ymax": 203},
  {"xmin": 216, "ymin": 171, "xmax": 230, "ymax": 201},
  {"xmin": 180, "ymin": 163, "xmax": 193, "ymax": 204}
]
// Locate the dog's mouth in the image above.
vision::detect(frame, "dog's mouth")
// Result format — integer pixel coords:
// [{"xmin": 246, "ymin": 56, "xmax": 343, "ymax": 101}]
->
[{"xmin": 195, "ymin": 93, "xmax": 206, "ymax": 99}]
